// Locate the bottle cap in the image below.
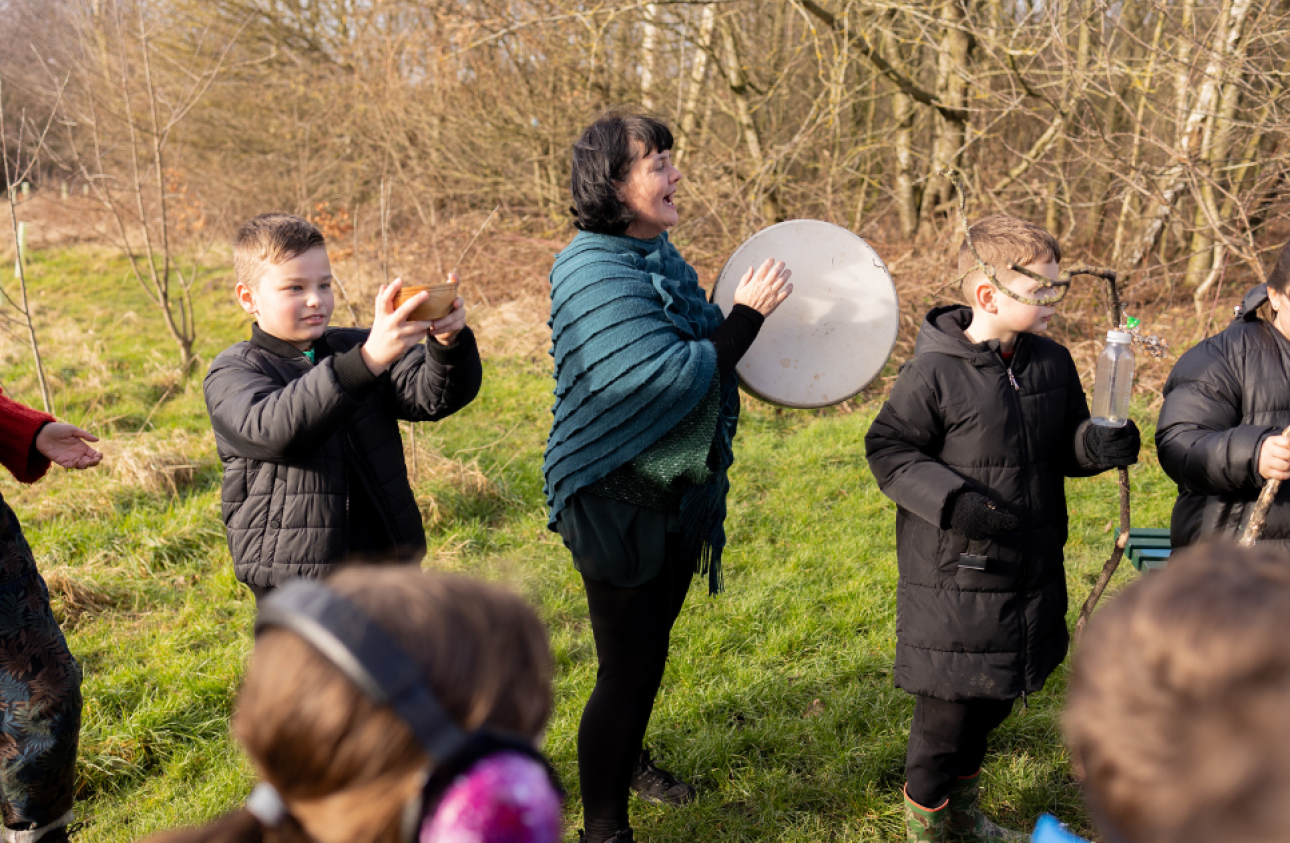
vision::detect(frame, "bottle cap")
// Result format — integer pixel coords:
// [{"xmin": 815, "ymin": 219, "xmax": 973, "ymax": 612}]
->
[{"xmin": 1107, "ymin": 330, "xmax": 1132, "ymax": 343}]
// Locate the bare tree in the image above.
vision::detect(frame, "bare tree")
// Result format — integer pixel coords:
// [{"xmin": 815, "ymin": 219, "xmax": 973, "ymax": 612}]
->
[
  {"xmin": 2, "ymin": 0, "xmax": 1287, "ymax": 341},
  {"xmin": 0, "ymin": 75, "xmax": 65, "ymax": 413},
  {"xmin": 64, "ymin": 0, "xmax": 242, "ymax": 374}
]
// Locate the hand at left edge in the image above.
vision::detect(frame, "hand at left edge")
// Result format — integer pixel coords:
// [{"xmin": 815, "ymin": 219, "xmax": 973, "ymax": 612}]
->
[{"xmin": 35, "ymin": 423, "xmax": 103, "ymax": 470}]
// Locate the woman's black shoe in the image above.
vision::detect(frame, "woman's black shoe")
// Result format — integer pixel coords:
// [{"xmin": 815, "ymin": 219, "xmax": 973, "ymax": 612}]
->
[
  {"xmin": 577, "ymin": 827, "xmax": 635, "ymax": 842},
  {"xmin": 629, "ymin": 748, "xmax": 696, "ymax": 805}
]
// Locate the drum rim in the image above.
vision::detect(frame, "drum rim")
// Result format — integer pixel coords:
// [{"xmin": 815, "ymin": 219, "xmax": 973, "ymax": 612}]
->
[{"xmin": 713, "ymin": 219, "xmax": 900, "ymax": 409}]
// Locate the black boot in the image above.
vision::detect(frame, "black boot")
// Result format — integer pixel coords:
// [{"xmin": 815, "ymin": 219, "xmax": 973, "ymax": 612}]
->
[{"xmin": 629, "ymin": 747, "xmax": 695, "ymax": 806}]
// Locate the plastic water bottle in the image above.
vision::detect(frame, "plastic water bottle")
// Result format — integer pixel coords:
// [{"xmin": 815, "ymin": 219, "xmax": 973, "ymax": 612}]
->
[{"xmin": 1091, "ymin": 330, "xmax": 1135, "ymax": 427}]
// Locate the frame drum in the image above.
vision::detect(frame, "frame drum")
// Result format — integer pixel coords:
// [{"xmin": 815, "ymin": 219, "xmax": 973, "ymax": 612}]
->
[{"xmin": 712, "ymin": 220, "xmax": 899, "ymax": 408}]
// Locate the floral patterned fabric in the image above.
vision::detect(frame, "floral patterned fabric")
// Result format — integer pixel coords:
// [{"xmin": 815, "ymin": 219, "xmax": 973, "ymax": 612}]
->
[
  {"xmin": 420, "ymin": 752, "xmax": 561, "ymax": 843},
  {"xmin": 0, "ymin": 500, "xmax": 81, "ymax": 831}
]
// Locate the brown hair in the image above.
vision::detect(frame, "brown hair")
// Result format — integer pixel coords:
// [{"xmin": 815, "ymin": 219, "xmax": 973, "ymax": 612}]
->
[
  {"xmin": 569, "ymin": 108, "xmax": 674, "ymax": 235},
  {"xmin": 1065, "ymin": 542, "xmax": 1290, "ymax": 843},
  {"xmin": 147, "ymin": 568, "xmax": 554, "ymax": 843},
  {"xmin": 957, "ymin": 214, "xmax": 1061, "ymax": 299},
  {"xmin": 1255, "ymin": 239, "xmax": 1290, "ymax": 322},
  {"xmin": 234, "ymin": 213, "xmax": 326, "ymax": 290}
]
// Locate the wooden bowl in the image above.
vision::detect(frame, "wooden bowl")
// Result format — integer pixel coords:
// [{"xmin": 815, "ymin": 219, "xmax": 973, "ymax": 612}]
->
[{"xmin": 394, "ymin": 283, "xmax": 459, "ymax": 321}]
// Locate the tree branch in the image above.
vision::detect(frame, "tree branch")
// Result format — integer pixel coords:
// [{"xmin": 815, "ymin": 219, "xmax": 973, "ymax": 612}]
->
[{"xmin": 794, "ymin": 0, "xmax": 967, "ymax": 123}]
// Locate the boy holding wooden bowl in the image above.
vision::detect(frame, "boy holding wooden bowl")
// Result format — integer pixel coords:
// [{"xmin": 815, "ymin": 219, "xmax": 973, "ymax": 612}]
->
[{"xmin": 204, "ymin": 212, "xmax": 482, "ymax": 600}]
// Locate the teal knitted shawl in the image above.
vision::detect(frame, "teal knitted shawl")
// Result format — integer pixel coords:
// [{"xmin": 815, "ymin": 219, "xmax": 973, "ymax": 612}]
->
[{"xmin": 543, "ymin": 230, "xmax": 740, "ymax": 593}]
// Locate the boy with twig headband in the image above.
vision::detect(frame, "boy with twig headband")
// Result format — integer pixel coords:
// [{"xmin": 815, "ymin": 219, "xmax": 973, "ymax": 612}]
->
[{"xmin": 865, "ymin": 214, "xmax": 1139, "ymax": 842}]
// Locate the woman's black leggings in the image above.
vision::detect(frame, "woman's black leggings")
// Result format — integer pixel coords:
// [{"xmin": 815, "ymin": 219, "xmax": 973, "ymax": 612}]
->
[{"xmin": 578, "ymin": 533, "xmax": 693, "ymax": 837}]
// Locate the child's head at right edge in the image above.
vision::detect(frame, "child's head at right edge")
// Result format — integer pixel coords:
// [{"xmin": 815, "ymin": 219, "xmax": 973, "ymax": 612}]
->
[
  {"xmin": 958, "ymin": 214, "xmax": 1062, "ymax": 338},
  {"xmin": 234, "ymin": 213, "xmax": 334, "ymax": 350},
  {"xmin": 1066, "ymin": 542, "xmax": 1290, "ymax": 843}
]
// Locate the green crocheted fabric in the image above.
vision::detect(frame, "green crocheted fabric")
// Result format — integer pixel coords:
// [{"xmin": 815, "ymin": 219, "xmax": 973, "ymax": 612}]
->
[{"xmin": 587, "ymin": 373, "xmax": 720, "ymax": 512}]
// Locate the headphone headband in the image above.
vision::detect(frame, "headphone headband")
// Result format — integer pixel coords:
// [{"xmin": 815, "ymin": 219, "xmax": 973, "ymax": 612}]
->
[{"xmin": 255, "ymin": 579, "xmax": 471, "ymax": 762}]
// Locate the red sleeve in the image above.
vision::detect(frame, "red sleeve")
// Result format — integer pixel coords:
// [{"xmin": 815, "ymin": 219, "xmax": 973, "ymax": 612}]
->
[{"xmin": 0, "ymin": 388, "xmax": 53, "ymax": 483}]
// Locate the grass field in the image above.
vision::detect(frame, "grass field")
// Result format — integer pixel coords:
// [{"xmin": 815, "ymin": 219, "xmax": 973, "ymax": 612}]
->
[{"xmin": 0, "ymin": 246, "xmax": 1178, "ymax": 841}]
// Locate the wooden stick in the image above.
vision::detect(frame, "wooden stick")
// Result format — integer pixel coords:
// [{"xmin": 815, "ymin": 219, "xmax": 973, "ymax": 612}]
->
[
  {"xmin": 451, "ymin": 204, "xmax": 500, "ymax": 275},
  {"xmin": 1076, "ymin": 466, "xmax": 1131, "ymax": 640},
  {"xmin": 1239, "ymin": 422, "xmax": 1290, "ymax": 546}
]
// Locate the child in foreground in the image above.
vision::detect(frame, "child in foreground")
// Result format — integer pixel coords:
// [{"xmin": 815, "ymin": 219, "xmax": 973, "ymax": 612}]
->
[
  {"xmin": 146, "ymin": 567, "xmax": 562, "ymax": 843},
  {"xmin": 864, "ymin": 214, "xmax": 1139, "ymax": 841},
  {"xmin": 204, "ymin": 213, "xmax": 482, "ymax": 599},
  {"xmin": 1056, "ymin": 541, "xmax": 1290, "ymax": 843}
]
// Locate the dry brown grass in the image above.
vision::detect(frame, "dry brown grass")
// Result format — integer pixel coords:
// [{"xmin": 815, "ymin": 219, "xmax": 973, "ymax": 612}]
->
[
  {"xmin": 0, "ymin": 180, "xmax": 1246, "ymax": 413},
  {"xmin": 0, "ymin": 429, "xmax": 216, "ymax": 524},
  {"xmin": 407, "ymin": 443, "xmax": 500, "ymax": 529},
  {"xmin": 42, "ymin": 567, "xmax": 123, "ymax": 626},
  {"xmin": 0, "ymin": 193, "xmax": 131, "ymax": 255},
  {"xmin": 472, "ymin": 294, "xmax": 551, "ymax": 359},
  {"xmin": 97, "ymin": 430, "xmax": 211, "ymax": 496}
]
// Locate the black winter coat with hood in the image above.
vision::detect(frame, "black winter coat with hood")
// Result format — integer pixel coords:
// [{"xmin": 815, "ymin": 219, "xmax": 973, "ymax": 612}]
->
[
  {"xmin": 1157, "ymin": 284, "xmax": 1290, "ymax": 551},
  {"xmin": 204, "ymin": 324, "xmax": 482, "ymax": 588},
  {"xmin": 865, "ymin": 306, "xmax": 1104, "ymax": 702}
]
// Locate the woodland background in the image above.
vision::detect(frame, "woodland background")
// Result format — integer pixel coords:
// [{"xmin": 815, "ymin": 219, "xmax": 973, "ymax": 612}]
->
[
  {"xmin": 0, "ymin": 2, "xmax": 1277, "ymax": 839},
  {"xmin": 2, "ymin": 0, "xmax": 1289, "ymax": 394}
]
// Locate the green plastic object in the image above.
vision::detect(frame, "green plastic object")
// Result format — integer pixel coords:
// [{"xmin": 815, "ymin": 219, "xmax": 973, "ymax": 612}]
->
[
  {"xmin": 1114, "ymin": 527, "xmax": 1171, "ymax": 572},
  {"xmin": 1125, "ymin": 316, "xmax": 1140, "ymax": 330}
]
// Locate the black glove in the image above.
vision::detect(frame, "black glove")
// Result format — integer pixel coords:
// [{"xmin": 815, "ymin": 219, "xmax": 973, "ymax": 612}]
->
[
  {"xmin": 949, "ymin": 491, "xmax": 1019, "ymax": 540},
  {"xmin": 1084, "ymin": 419, "xmax": 1141, "ymax": 467}
]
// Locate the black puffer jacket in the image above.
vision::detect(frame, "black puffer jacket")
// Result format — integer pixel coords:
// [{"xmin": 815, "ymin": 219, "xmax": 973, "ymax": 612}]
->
[
  {"xmin": 865, "ymin": 306, "xmax": 1103, "ymax": 702},
  {"xmin": 1157, "ymin": 284, "xmax": 1290, "ymax": 550},
  {"xmin": 204, "ymin": 325, "xmax": 482, "ymax": 588}
]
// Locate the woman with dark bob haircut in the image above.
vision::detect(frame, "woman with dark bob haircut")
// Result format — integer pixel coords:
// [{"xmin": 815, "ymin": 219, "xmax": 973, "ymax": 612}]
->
[{"xmin": 542, "ymin": 109, "xmax": 793, "ymax": 843}]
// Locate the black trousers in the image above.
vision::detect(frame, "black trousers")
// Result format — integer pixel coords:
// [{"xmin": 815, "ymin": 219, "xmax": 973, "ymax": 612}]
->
[
  {"xmin": 905, "ymin": 695, "xmax": 1015, "ymax": 808},
  {"xmin": 578, "ymin": 533, "xmax": 693, "ymax": 835}
]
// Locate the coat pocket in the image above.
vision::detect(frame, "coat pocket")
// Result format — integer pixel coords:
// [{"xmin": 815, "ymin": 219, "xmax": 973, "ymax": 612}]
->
[{"xmin": 943, "ymin": 531, "xmax": 1022, "ymax": 592}]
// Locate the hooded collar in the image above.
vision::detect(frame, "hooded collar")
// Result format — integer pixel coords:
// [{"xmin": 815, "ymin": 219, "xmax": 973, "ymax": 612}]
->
[
  {"xmin": 914, "ymin": 304, "xmax": 1029, "ymax": 370},
  {"xmin": 1234, "ymin": 282, "xmax": 1269, "ymax": 324}
]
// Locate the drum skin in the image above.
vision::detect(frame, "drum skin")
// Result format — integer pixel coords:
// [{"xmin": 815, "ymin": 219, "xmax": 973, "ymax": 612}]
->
[{"xmin": 712, "ymin": 220, "xmax": 899, "ymax": 408}]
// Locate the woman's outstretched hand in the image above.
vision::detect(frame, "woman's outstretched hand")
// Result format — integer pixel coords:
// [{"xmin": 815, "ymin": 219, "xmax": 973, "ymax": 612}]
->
[
  {"xmin": 35, "ymin": 423, "xmax": 102, "ymax": 470},
  {"xmin": 1259, "ymin": 434, "xmax": 1290, "ymax": 482},
  {"xmin": 733, "ymin": 258, "xmax": 793, "ymax": 317}
]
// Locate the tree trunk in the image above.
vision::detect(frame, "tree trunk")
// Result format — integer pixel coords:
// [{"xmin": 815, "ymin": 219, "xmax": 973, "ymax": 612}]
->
[
  {"xmin": 718, "ymin": 16, "xmax": 780, "ymax": 223},
  {"xmin": 894, "ymin": 89, "xmax": 919, "ymax": 238},
  {"xmin": 640, "ymin": 3, "xmax": 659, "ymax": 110},
  {"xmin": 1122, "ymin": 0, "xmax": 1254, "ymax": 270},
  {"xmin": 1184, "ymin": 17, "xmax": 1247, "ymax": 287},
  {"xmin": 921, "ymin": 0, "xmax": 972, "ymax": 222},
  {"xmin": 675, "ymin": 4, "xmax": 716, "ymax": 166},
  {"xmin": 1110, "ymin": 7, "xmax": 1167, "ymax": 266}
]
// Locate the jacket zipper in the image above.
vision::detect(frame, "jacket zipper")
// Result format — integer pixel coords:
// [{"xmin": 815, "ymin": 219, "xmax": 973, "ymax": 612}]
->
[
  {"xmin": 344, "ymin": 430, "xmax": 400, "ymax": 548},
  {"xmin": 1004, "ymin": 344, "xmax": 1031, "ymax": 699}
]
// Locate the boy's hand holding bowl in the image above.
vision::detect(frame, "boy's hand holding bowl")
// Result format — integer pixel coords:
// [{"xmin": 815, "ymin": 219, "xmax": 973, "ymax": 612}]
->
[{"xmin": 362, "ymin": 275, "xmax": 467, "ymax": 375}]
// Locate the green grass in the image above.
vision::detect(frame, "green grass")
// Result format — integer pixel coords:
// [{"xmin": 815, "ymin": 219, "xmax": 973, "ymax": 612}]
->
[{"xmin": 0, "ymin": 245, "xmax": 1175, "ymax": 841}]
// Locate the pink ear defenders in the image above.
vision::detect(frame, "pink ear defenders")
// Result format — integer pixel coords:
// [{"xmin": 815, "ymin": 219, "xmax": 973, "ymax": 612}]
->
[{"xmin": 248, "ymin": 578, "xmax": 563, "ymax": 843}]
